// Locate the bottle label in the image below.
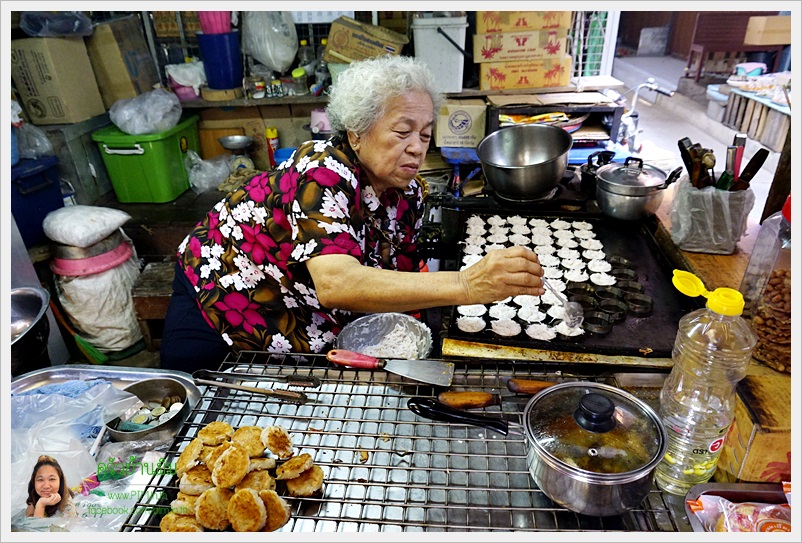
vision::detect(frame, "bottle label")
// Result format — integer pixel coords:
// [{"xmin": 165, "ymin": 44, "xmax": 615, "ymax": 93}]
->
[{"xmin": 708, "ymin": 436, "xmax": 725, "ymax": 453}]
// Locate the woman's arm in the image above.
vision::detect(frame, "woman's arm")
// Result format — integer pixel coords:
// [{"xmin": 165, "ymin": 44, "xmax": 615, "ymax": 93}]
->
[
  {"xmin": 307, "ymin": 246, "xmax": 544, "ymax": 313},
  {"xmin": 25, "ymin": 504, "xmax": 34, "ymax": 517}
]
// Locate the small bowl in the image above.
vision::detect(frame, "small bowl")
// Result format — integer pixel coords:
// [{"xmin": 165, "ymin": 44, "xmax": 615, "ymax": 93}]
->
[
  {"xmin": 618, "ymin": 280, "xmax": 645, "ymax": 295},
  {"xmin": 336, "ymin": 312, "xmax": 432, "ymax": 359},
  {"xmin": 598, "ymin": 298, "xmax": 628, "ymax": 322},
  {"xmin": 610, "ymin": 267, "xmax": 638, "ymax": 282},
  {"xmin": 218, "ymin": 135, "xmax": 254, "ymax": 150},
  {"xmin": 106, "ymin": 378, "xmax": 190, "ymax": 442},
  {"xmin": 595, "ymin": 286, "xmax": 624, "ymax": 301},
  {"xmin": 568, "ymin": 294, "xmax": 598, "ymax": 312},
  {"xmin": 581, "ymin": 311, "xmax": 613, "ymax": 335},
  {"xmin": 608, "ymin": 256, "xmax": 635, "ymax": 270},
  {"xmin": 625, "ymin": 293, "xmax": 654, "ymax": 316},
  {"xmin": 565, "ymin": 281, "xmax": 595, "ymax": 298}
]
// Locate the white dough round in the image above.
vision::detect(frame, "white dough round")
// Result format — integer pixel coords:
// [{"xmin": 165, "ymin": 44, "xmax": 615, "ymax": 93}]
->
[
  {"xmin": 466, "ymin": 215, "xmax": 485, "ymax": 227},
  {"xmin": 534, "ymin": 244, "xmax": 556, "ymax": 255},
  {"xmin": 486, "ymin": 233, "xmax": 508, "ymax": 244},
  {"xmin": 574, "ymin": 229, "xmax": 596, "ymax": 239},
  {"xmin": 457, "ymin": 304, "xmax": 487, "ymax": 317},
  {"xmin": 582, "ymin": 250, "xmax": 606, "ymax": 261},
  {"xmin": 553, "ymin": 229, "xmax": 574, "ymax": 239},
  {"xmin": 580, "ymin": 239, "xmax": 604, "ymax": 250},
  {"xmin": 464, "ymin": 235, "xmax": 486, "ymax": 246},
  {"xmin": 550, "ymin": 219, "xmax": 571, "ymax": 230},
  {"xmin": 547, "ymin": 305, "xmax": 565, "ymax": 320},
  {"xmin": 564, "ymin": 269, "xmax": 590, "ymax": 282},
  {"xmin": 543, "ymin": 267, "xmax": 564, "ymax": 279},
  {"xmin": 491, "ymin": 319, "xmax": 521, "ymax": 337},
  {"xmin": 557, "ymin": 248, "xmax": 581, "ymax": 260},
  {"xmin": 513, "ymin": 294, "xmax": 540, "ymax": 307},
  {"xmin": 561, "ymin": 258, "xmax": 585, "ymax": 270},
  {"xmin": 485, "ymin": 243, "xmax": 506, "ymax": 252},
  {"xmin": 508, "ymin": 215, "xmax": 528, "ymax": 226},
  {"xmin": 530, "ymin": 233, "xmax": 552, "ymax": 246},
  {"xmin": 488, "ymin": 224, "xmax": 509, "ymax": 235},
  {"xmin": 572, "ymin": 221, "xmax": 593, "ymax": 230},
  {"xmin": 556, "ymin": 238, "xmax": 579, "ymax": 248},
  {"xmin": 518, "ymin": 305, "xmax": 547, "ymax": 323},
  {"xmin": 487, "ymin": 215, "xmax": 506, "ymax": 226},
  {"xmin": 466, "ymin": 224, "xmax": 487, "ymax": 236},
  {"xmin": 530, "ymin": 226, "xmax": 552, "ymax": 238},
  {"xmin": 508, "ymin": 233, "xmax": 531, "ymax": 246},
  {"xmin": 457, "ymin": 316, "xmax": 486, "ymax": 333},
  {"xmin": 510, "ymin": 224, "xmax": 531, "ymax": 235},
  {"xmin": 538, "ymin": 254, "xmax": 560, "ymax": 267},
  {"xmin": 542, "ymin": 291, "xmax": 562, "ymax": 306},
  {"xmin": 526, "ymin": 323, "xmax": 557, "ymax": 341},
  {"xmin": 554, "ymin": 321, "xmax": 585, "ymax": 337},
  {"xmin": 489, "ymin": 304, "xmax": 517, "ymax": 320},
  {"xmin": 529, "ymin": 218, "xmax": 550, "ymax": 228},
  {"xmin": 590, "ymin": 272, "xmax": 617, "ymax": 286},
  {"xmin": 462, "ymin": 254, "xmax": 483, "ymax": 267},
  {"xmin": 547, "ymin": 279, "xmax": 566, "ymax": 292},
  {"xmin": 463, "ymin": 244, "xmax": 484, "ymax": 255},
  {"xmin": 588, "ymin": 259, "xmax": 613, "ymax": 273}
]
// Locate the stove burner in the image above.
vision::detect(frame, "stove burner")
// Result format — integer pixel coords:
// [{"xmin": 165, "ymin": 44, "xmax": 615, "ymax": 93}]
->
[{"xmin": 493, "ymin": 186, "xmax": 559, "ymax": 206}]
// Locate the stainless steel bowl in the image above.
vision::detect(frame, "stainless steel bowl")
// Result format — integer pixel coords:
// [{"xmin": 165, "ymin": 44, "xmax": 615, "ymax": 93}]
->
[
  {"xmin": 218, "ymin": 135, "xmax": 254, "ymax": 150},
  {"xmin": 106, "ymin": 378, "xmax": 190, "ymax": 442},
  {"xmin": 10, "ymin": 287, "xmax": 52, "ymax": 377},
  {"xmin": 477, "ymin": 124, "xmax": 573, "ymax": 202},
  {"xmin": 335, "ymin": 313, "xmax": 433, "ymax": 359}
]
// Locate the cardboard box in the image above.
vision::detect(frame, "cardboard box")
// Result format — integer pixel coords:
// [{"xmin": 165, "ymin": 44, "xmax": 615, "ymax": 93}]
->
[
  {"xmin": 151, "ymin": 11, "xmax": 200, "ymax": 38},
  {"xmin": 86, "ymin": 15, "xmax": 161, "ymax": 109},
  {"xmin": 743, "ymin": 15, "xmax": 792, "ymax": 46},
  {"xmin": 479, "ymin": 55, "xmax": 572, "ymax": 91},
  {"xmin": 713, "ymin": 366, "xmax": 791, "ymax": 483},
  {"xmin": 11, "ymin": 37, "xmax": 105, "ymax": 125},
  {"xmin": 474, "ymin": 29, "xmax": 568, "ymax": 63},
  {"xmin": 323, "ymin": 16, "xmax": 409, "ymax": 64},
  {"xmin": 435, "ymin": 99, "xmax": 487, "ymax": 148},
  {"xmin": 476, "ymin": 11, "xmax": 573, "ymax": 33}
]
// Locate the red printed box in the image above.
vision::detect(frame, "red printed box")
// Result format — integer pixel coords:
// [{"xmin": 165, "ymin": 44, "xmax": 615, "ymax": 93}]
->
[
  {"xmin": 474, "ymin": 29, "xmax": 567, "ymax": 63},
  {"xmin": 479, "ymin": 55, "xmax": 572, "ymax": 91},
  {"xmin": 476, "ymin": 11, "xmax": 573, "ymax": 33}
]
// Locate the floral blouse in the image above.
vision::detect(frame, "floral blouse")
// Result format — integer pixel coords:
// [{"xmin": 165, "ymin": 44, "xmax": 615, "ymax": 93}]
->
[{"xmin": 178, "ymin": 135, "xmax": 427, "ymax": 354}]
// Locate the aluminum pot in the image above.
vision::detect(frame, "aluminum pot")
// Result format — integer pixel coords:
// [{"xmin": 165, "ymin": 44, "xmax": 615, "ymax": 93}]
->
[
  {"xmin": 523, "ymin": 382, "xmax": 666, "ymax": 516},
  {"xmin": 476, "ymin": 124, "xmax": 573, "ymax": 202},
  {"xmin": 595, "ymin": 157, "xmax": 681, "ymax": 220}
]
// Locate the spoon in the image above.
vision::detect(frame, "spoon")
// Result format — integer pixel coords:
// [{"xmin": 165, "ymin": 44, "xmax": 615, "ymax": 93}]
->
[{"xmin": 543, "ymin": 278, "xmax": 584, "ymax": 329}]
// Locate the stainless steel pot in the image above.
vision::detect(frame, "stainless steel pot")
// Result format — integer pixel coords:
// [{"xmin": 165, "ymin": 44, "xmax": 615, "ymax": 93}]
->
[
  {"xmin": 10, "ymin": 287, "xmax": 52, "ymax": 377},
  {"xmin": 523, "ymin": 382, "xmax": 666, "ymax": 516},
  {"xmin": 595, "ymin": 158, "xmax": 680, "ymax": 220},
  {"xmin": 476, "ymin": 124, "xmax": 573, "ymax": 202}
]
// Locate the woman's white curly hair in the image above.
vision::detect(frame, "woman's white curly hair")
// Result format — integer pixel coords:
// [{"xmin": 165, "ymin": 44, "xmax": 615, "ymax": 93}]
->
[{"xmin": 326, "ymin": 55, "xmax": 444, "ymax": 138}]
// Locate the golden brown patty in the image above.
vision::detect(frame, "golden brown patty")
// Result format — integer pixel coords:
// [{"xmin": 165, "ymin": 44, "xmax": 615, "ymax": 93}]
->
[
  {"xmin": 275, "ymin": 453, "xmax": 313, "ymax": 480},
  {"xmin": 211, "ymin": 444, "xmax": 250, "ymax": 488},
  {"xmin": 170, "ymin": 492, "xmax": 199, "ymax": 516},
  {"xmin": 227, "ymin": 488, "xmax": 267, "ymax": 532},
  {"xmin": 259, "ymin": 489, "xmax": 291, "ymax": 532},
  {"xmin": 176, "ymin": 437, "xmax": 204, "ymax": 477},
  {"xmin": 235, "ymin": 469, "xmax": 276, "ymax": 493},
  {"xmin": 285, "ymin": 464, "xmax": 325, "ymax": 497},
  {"xmin": 198, "ymin": 421, "xmax": 234, "ymax": 446},
  {"xmin": 248, "ymin": 457, "xmax": 277, "ymax": 472},
  {"xmin": 205, "ymin": 441, "xmax": 235, "ymax": 471},
  {"xmin": 179, "ymin": 465, "xmax": 214, "ymax": 496},
  {"xmin": 194, "ymin": 487, "xmax": 233, "ymax": 530},
  {"xmin": 199, "ymin": 444, "xmax": 219, "ymax": 465},
  {"xmin": 159, "ymin": 511, "xmax": 204, "ymax": 532},
  {"xmin": 232, "ymin": 425, "xmax": 266, "ymax": 457},
  {"xmin": 261, "ymin": 426, "xmax": 294, "ymax": 459}
]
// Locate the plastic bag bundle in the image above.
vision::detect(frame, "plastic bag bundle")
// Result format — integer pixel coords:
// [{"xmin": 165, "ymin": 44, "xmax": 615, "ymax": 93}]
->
[
  {"xmin": 241, "ymin": 11, "xmax": 298, "ymax": 73},
  {"xmin": 109, "ymin": 88, "xmax": 182, "ymax": 135},
  {"xmin": 184, "ymin": 150, "xmax": 231, "ymax": 194},
  {"xmin": 20, "ymin": 11, "xmax": 93, "ymax": 37}
]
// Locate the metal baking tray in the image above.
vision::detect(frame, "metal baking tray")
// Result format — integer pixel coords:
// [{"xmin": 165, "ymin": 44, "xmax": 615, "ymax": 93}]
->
[
  {"xmin": 10, "ymin": 364, "xmax": 202, "ymax": 409},
  {"xmin": 119, "ymin": 352, "xmax": 689, "ymax": 533},
  {"xmin": 684, "ymin": 482, "xmax": 788, "ymax": 532},
  {"xmin": 443, "ymin": 212, "xmax": 701, "ymax": 364}
]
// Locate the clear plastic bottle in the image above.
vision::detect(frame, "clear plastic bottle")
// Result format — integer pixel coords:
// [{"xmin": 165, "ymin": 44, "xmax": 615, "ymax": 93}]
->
[
  {"xmin": 297, "ymin": 39, "xmax": 316, "ymax": 77},
  {"xmin": 314, "ymin": 38, "xmax": 330, "ymax": 88},
  {"xmin": 738, "ymin": 195, "xmax": 791, "ymax": 373},
  {"xmin": 654, "ymin": 270, "xmax": 757, "ymax": 496}
]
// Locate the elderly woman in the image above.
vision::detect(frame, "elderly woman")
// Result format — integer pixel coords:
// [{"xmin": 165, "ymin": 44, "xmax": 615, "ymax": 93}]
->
[{"xmin": 160, "ymin": 55, "xmax": 544, "ymax": 371}]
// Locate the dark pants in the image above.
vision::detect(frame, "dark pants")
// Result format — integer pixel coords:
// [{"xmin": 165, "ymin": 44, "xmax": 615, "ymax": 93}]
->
[{"xmin": 160, "ymin": 263, "xmax": 231, "ymax": 373}]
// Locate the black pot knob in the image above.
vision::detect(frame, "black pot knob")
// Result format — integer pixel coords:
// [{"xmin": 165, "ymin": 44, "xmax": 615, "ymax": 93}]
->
[{"xmin": 573, "ymin": 393, "xmax": 616, "ymax": 433}]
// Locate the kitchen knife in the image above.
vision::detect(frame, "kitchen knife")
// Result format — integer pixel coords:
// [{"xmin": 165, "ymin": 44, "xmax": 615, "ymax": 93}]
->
[
  {"xmin": 677, "ymin": 138, "xmax": 695, "ymax": 180},
  {"xmin": 327, "ymin": 349, "xmax": 455, "ymax": 387},
  {"xmin": 731, "ymin": 148, "xmax": 770, "ymax": 189},
  {"xmin": 732, "ymin": 133, "xmax": 747, "ymax": 182},
  {"xmin": 437, "ymin": 390, "xmax": 499, "ymax": 409}
]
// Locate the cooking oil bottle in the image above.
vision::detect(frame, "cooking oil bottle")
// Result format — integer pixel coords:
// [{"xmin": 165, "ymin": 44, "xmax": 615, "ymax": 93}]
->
[{"xmin": 654, "ymin": 270, "xmax": 757, "ymax": 496}]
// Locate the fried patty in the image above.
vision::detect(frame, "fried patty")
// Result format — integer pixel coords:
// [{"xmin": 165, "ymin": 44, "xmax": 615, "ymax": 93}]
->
[
  {"xmin": 159, "ymin": 511, "xmax": 204, "ymax": 532},
  {"xmin": 261, "ymin": 426, "xmax": 293, "ymax": 459},
  {"xmin": 175, "ymin": 437, "xmax": 203, "ymax": 477},
  {"xmin": 170, "ymin": 492, "xmax": 198, "ymax": 516},
  {"xmin": 285, "ymin": 464, "xmax": 325, "ymax": 497},
  {"xmin": 232, "ymin": 425, "xmax": 265, "ymax": 457},
  {"xmin": 198, "ymin": 421, "xmax": 234, "ymax": 446},
  {"xmin": 248, "ymin": 457, "xmax": 277, "ymax": 472},
  {"xmin": 259, "ymin": 489, "xmax": 291, "ymax": 532},
  {"xmin": 227, "ymin": 488, "xmax": 267, "ymax": 532},
  {"xmin": 275, "ymin": 453, "xmax": 313, "ymax": 480},
  {"xmin": 194, "ymin": 487, "xmax": 233, "ymax": 530},
  {"xmin": 211, "ymin": 444, "xmax": 249, "ymax": 488},
  {"xmin": 235, "ymin": 469, "xmax": 276, "ymax": 493},
  {"xmin": 205, "ymin": 440, "xmax": 235, "ymax": 471},
  {"xmin": 179, "ymin": 464, "xmax": 214, "ymax": 496}
]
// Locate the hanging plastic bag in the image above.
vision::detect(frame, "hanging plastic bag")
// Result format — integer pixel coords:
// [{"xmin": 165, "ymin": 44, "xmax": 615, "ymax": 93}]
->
[
  {"xmin": 109, "ymin": 88, "xmax": 182, "ymax": 135},
  {"xmin": 17, "ymin": 123, "xmax": 55, "ymax": 159},
  {"xmin": 184, "ymin": 150, "xmax": 231, "ymax": 194},
  {"xmin": 165, "ymin": 61, "xmax": 206, "ymax": 95},
  {"xmin": 241, "ymin": 11, "xmax": 298, "ymax": 74},
  {"xmin": 20, "ymin": 11, "xmax": 93, "ymax": 37}
]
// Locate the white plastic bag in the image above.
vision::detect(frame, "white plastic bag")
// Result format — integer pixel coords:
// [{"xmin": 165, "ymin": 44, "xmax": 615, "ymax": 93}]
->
[
  {"xmin": 18, "ymin": 123, "xmax": 55, "ymax": 159},
  {"xmin": 241, "ymin": 11, "xmax": 298, "ymax": 73},
  {"xmin": 109, "ymin": 88, "xmax": 182, "ymax": 135},
  {"xmin": 669, "ymin": 176, "xmax": 755, "ymax": 255},
  {"xmin": 184, "ymin": 150, "xmax": 231, "ymax": 194},
  {"xmin": 43, "ymin": 206, "xmax": 131, "ymax": 248},
  {"xmin": 165, "ymin": 61, "xmax": 206, "ymax": 93}
]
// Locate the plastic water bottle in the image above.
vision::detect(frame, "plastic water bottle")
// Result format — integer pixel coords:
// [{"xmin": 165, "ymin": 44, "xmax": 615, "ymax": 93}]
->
[
  {"xmin": 297, "ymin": 39, "xmax": 316, "ymax": 77},
  {"xmin": 654, "ymin": 270, "xmax": 757, "ymax": 496},
  {"xmin": 314, "ymin": 38, "xmax": 330, "ymax": 90}
]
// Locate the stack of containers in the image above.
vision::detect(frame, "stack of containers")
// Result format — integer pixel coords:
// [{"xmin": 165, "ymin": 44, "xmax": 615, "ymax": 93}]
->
[{"xmin": 474, "ymin": 11, "xmax": 573, "ymax": 91}]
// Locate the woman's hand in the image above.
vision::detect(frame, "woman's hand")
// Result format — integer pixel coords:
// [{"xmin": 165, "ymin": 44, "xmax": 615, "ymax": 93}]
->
[
  {"xmin": 459, "ymin": 246, "xmax": 545, "ymax": 305},
  {"xmin": 36, "ymin": 493, "xmax": 61, "ymax": 510}
]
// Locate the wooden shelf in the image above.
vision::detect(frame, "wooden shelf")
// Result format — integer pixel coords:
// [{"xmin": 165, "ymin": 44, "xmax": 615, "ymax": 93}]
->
[{"xmin": 179, "ymin": 94, "xmax": 330, "ymax": 109}]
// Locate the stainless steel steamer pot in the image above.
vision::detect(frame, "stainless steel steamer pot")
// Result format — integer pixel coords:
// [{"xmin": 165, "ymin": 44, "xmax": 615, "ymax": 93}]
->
[{"xmin": 594, "ymin": 157, "xmax": 678, "ymax": 220}]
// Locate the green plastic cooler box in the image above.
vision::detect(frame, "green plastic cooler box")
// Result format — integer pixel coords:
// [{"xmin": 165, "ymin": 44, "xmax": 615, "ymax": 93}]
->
[{"xmin": 92, "ymin": 115, "xmax": 199, "ymax": 203}]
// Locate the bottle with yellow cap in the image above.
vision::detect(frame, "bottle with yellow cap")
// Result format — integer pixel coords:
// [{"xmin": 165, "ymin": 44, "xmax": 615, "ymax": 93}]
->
[{"xmin": 654, "ymin": 270, "xmax": 757, "ymax": 495}]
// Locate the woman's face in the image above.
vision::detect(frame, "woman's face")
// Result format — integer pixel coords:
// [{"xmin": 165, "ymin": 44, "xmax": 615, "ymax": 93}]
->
[
  {"xmin": 349, "ymin": 90, "xmax": 434, "ymax": 195},
  {"xmin": 34, "ymin": 465, "xmax": 60, "ymax": 498}
]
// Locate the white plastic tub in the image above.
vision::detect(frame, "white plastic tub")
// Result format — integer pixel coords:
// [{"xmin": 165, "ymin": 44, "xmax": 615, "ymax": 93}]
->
[{"xmin": 412, "ymin": 15, "xmax": 468, "ymax": 93}]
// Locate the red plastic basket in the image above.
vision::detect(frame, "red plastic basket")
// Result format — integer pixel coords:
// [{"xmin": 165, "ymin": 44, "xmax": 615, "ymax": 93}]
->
[{"xmin": 198, "ymin": 11, "xmax": 231, "ymax": 34}]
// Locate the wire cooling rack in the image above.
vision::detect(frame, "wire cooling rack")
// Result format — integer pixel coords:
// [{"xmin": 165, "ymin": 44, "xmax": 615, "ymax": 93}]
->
[{"xmin": 120, "ymin": 351, "xmax": 690, "ymax": 532}]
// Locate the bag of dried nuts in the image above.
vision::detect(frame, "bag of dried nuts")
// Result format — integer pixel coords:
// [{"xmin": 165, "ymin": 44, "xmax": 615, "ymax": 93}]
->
[{"xmin": 738, "ymin": 196, "xmax": 791, "ymax": 373}]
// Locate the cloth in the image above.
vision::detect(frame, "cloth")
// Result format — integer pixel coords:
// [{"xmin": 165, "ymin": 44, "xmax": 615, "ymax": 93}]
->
[
  {"xmin": 13, "ymin": 379, "xmax": 109, "ymax": 398},
  {"xmin": 174, "ymin": 135, "xmax": 426, "ymax": 354}
]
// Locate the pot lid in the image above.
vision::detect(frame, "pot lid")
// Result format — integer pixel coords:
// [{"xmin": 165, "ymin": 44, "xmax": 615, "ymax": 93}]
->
[
  {"xmin": 595, "ymin": 157, "xmax": 667, "ymax": 195},
  {"xmin": 523, "ymin": 382, "xmax": 664, "ymax": 475}
]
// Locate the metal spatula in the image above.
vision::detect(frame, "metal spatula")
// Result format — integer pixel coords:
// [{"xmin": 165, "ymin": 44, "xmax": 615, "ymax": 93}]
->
[{"xmin": 543, "ymin": 278, "xmax": 584, "ymax": 329}]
